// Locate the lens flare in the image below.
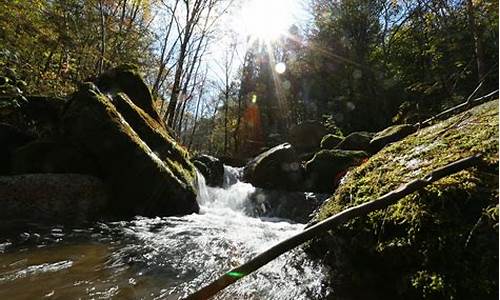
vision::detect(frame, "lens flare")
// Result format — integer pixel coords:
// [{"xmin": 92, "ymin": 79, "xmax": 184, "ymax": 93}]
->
[{"xmin": 275, "ymin": 62, "xmax": 286, "ymax": 74}]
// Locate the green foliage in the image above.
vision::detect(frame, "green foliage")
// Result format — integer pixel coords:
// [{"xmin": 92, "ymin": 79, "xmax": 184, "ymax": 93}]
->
[{"xmin": 0, "ymin": 0, "xmax": 155, "ymax": 96}]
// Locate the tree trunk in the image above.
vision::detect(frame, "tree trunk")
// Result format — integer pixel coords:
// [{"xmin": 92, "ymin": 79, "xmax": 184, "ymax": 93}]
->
[{"xmin": 466, "ymin": 0, "xmax": 486, "ymax": 83}]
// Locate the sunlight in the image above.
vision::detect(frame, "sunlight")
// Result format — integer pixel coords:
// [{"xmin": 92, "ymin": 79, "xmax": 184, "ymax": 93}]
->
[{"xmin": 237, "ymin": 0, "xmax": 296, "ymax": 42}]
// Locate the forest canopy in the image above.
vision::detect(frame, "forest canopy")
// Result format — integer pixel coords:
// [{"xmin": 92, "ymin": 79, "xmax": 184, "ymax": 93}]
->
[{"xmin": 0, "ymin": 0, "xmax": 498, "ymax": 160}]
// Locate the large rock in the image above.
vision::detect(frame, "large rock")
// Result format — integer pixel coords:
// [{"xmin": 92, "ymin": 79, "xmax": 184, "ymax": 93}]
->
[
  {"xmin": 95, "ymin": 64, "xmax": 162, "ymax": 124},
  {"xmin": 369, "ymin": 124, "xmax": 416, "ymax": 152},
  {"xmin": 192, "ymin": 155, "xmax": 224, "ymax": 187},
  {"xmin": 336, "ymin": 131, "xmax": 375, "ymax": 152},
  {"xmin": 0, "ymin": 174, "xmax": 108, "ymax": 224},
  {"xmin": 62, "ymin": 80, "xmax": 198, "ymax": 217},
  {"xmin": 289, "ymin": 121, "xmax": 327, "ymax": 153},
  {"xmin": 0, "ymin": 123, "xmax": 34, "ymax": 174},
  {"xmin": 310, "ymin": 100, "xmax": 499, "ymax": 300},
  {"xmin": 11, "ymin": 139, "xmax": 99, "ymax": 175},
  {"xmin": 243, "ymin": 143, "xmax": 303, "ymax": 190},
  {"xmin": 304, "ymin": 149, "xmax": 369, "ymax": 193},
  {"xmin": 320, "ymin": 134, "xmax": 343, "ymax": 149}
]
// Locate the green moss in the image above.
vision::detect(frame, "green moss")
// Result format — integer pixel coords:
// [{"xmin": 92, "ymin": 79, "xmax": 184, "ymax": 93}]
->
[{"xmin": 312, "ymin": 100, "xmax": 499, "ymax": 300}]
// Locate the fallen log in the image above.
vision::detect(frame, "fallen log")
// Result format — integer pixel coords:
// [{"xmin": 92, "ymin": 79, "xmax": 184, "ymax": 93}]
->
[{"xmin": 182, "ymin": 154, "xmax": 482, "ymax": 300}]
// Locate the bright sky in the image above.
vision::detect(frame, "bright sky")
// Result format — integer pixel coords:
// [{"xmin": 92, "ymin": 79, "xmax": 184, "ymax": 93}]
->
[{"xmin": 208, "ymin": 0, "xmax": 307, "ymax": 78}]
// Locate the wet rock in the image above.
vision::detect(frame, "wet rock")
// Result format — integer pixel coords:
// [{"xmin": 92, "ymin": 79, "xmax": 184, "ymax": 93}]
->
[
  {"xmin": 304, "ymin": 149, "xmax": 369, "ymax": 193},
  {"xmin": 0, "ymin": 174, "xmax": 108, "ymax": 224},
  {"xmin": 62, "ymin": 79, "xmax": 198, "ymax": 217},
  {"xmin": 336, "ymin": 131, "xmax": 375, "ymax": 152},
  {"xmin": 320, "ymin": 134, "xmax": 343, "ymax": 149},
  {"xmin": 243, "ymin": 143, "xmax": 304, "ymax": 191},
  {"xmin": 289, "ymin": 121, "xmax": 327, "ymax": 153},
  {"xmin": 248, "ymin": 189, "xmax": 329, "ymax": 223},
  {"xmin": 11, "ymin": 139, "xmax": 99, "ymax": 175},
  {"xmin": 192, "ymin": 154, "xmax": 224, "ymax": 187},
  {"xmin": 369, "ymin": 124, "xmax": 416, "ymax": 152}
]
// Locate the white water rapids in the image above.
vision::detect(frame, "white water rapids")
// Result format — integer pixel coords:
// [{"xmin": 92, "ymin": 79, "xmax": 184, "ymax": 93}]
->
[{"xmin": 0, "ymin": 166, "xmax": 330, "ymax": 299}]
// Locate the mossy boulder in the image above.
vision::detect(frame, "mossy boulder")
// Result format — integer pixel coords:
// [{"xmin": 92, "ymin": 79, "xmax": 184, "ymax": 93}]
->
[
  {"xmin": 0, "ymin": 174, "xmax": 108, "ymax": 224},
  {"xmin": 309, "ymin": 100, "xmax": 499, "ymax": 300},
  {"xmin": 62, "ymin": 82, "xmax": 198, "ymax": 217},
  {"xmin": 95, "ymin": 64, "xmax": 162, "ymax": 124},
  {"xmin": 243, "ymin": 143, "xmax": 304, "ymax": 190},
  {"xmin": 192, "ymin": 154, "xmax": 224, "ymax": 187},
  {"xmin": 336, "ymin": 131, "xmax": 375, "ymax": 152},
  {"xmin": 11, "ymin": 139, "xmax": 99, "ymax": 175},
  {"xmin": 370, "ymin": 123, "xmax": 416, "ymax": 152},
  {"xmin": 304, "ymin": 149, "xmax": 369, "ymax": 193},
  {"xmin": 321, "ymin": 134, "xmax": 344, "ymax": 149}
]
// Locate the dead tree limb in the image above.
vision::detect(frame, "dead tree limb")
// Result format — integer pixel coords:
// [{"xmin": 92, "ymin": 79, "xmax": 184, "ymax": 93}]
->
[{"xmin": 182, "ymin": 154, "xmax": 482, "ymax": 300}]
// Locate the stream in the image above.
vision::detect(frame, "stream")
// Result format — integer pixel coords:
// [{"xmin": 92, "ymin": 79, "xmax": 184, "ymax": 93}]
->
[{"xmin": 0, "ymin": 166, "xmax": 330, "ymax": 299}]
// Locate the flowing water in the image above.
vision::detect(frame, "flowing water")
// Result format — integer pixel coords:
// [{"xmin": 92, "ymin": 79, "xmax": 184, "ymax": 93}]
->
[{"xmin": 0, "ymin": 166, "xmax": 330, "ymax": 299}]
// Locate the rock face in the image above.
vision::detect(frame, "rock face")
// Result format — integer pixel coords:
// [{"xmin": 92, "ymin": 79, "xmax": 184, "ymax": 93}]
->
[
  {"xmin": 320, "ymin": 134, "xmax": 343, "ymax": 149},
  {"xmin": 336, "ymin": 131, "xmax": 374, "ymax": 152},
  {"xmin": 243, "ymin": 143, "xmax": 303, "ymax": 190},
  {"xmin": 0, "ymin": 123, "xmax": 34, "ymax": 174},
  {"xmin": 11, "ymin": 140, "xmax": 99, "ymax": 175},
  {"xmin": 304, "ymin": 149, "xmax": 369, "ymax": 193},
  {"xmin": 310, "ymin": 100, "xmax": 499, "ymax": 300},
  {"xmin": 0, "ymin": 174, "xmax": 108, "ymax": 224},
  {"xmin": 369, "ymin": 124, "xmax": 416, "ymax": 152},
  {"xmin": 289, "ymin": 121, "xmax": 327, "ymax": 153},
  {"xmin": 192, "ymin": 155, "xmax": 224, "ymax": 187},
  {"xmin": 95, "ymin": 64, "xmax": 162, "ymax": 123},
  {"xmin": 62, "ymin": 77, "xmax": 198, "ymax": 217}
]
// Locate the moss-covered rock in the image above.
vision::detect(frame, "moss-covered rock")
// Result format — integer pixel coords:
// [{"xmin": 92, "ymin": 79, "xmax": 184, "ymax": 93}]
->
[
  {"xmin": 243, "ymin": 143, "xmax": 304, "ymax": 190},
  {"xmin": 62, "ymin": 83, "xmax": 198, "ymax": 217},
  {"xmin": 95, "ymin": 64, "xmax": 162, "ymax": 124},
  {"xmin": 304, "ymin": 149, "xmax": 369, "ymax": 193},
  {"xmin": 370, "ymin": 123, "xmax": 416, "ymax": 152},
  {"xmin": 310, "ymin": 100, "xmax": 499, "ymax": 300},
  {"xmin": 336, "ymin": 131, "xmax": 375, "ymax": 152},
  {"xmin": 321, "ymin": 134, "xmax": 344, "ymax": 149}
]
